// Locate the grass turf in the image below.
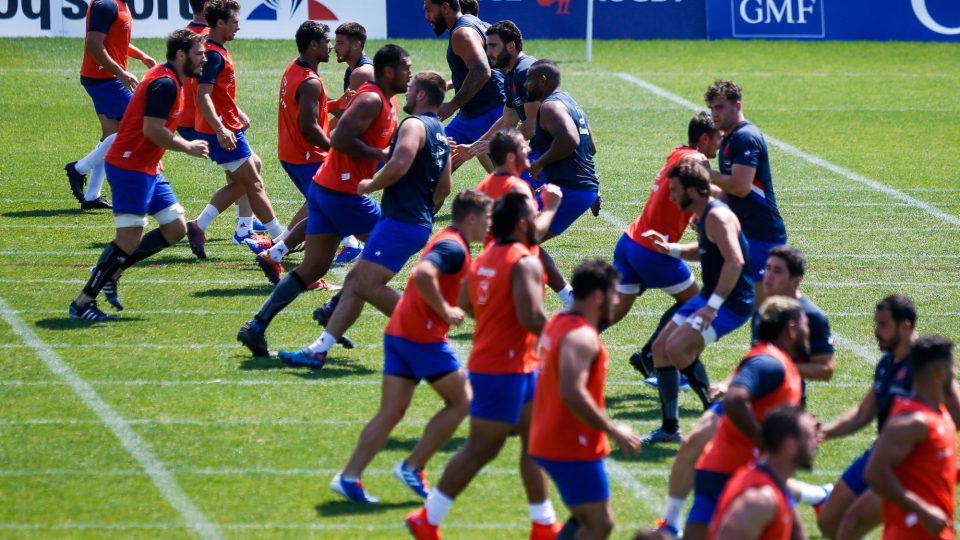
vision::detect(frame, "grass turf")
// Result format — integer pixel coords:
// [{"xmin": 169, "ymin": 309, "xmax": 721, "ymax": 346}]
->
[{"xmin": 0, "ymin": 37, "xmax": 958, "ymax": 538}]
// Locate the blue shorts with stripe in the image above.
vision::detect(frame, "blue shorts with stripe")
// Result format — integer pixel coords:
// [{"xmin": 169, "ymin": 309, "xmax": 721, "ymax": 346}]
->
[
  {"xmin": 280, "ymin": 160, "xmax": 322, "ymax": 197},
  {"xmin": 83, "ymin": 78, "xmax": 132, "ymax": 121},
  {"xmin": 361, "ymin": 218, "xmax": 431, "ymax": 273},
  {"xmin": 105, "ymin": 163, "xmax": 179, "ymax": 216},
  {"xmin": 305, "ymin": 183, "xmax": 381, "ymax": 237},
  {"xmin": 383, "ymin": 335, "xmax": 461, "ymax": 382},
  {"xmin": 533, "ymin": 457, "xmax": 610, "ymax": 506},
  {"xmin": 468, "ymin": 371, "xmax": 536, "ymax": 425},
  {"xmin": 613, "ymin": 233, "xmax": 695, "ymax": 295}
]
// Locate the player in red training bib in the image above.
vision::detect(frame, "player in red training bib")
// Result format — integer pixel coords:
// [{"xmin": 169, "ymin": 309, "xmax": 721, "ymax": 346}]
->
[
  {"xmin": 708, "ymin": 406, "xmax": 819, "ymax": 540},
  {"xmin": 610, "ymin": 112, "xmax": 721, "ymax": 379},
  {"xmin": 529, "ymin": 259, "xmax": 641, "ymax": 539},
  {"xmin": 69, "ymin": 30, "xmax": 208, "ymax": 321},
  {"xmin": 65, "ymin": 0, "xmax": 156, "ymax": 209},
  {"xmin": 684, "ymin": 296, "xmax": 806, "ymax": 540},
  {"xmin": 406, "ymin": 193, "xmax": 561, "ymax": 540},
  {"xmin": 176, "ymin": 0, "xmax": 210, "ymax": 140},
  {"xmin": 866, "ymin": 335, "xmax": 958, "ymax": 540},
  {"xmin": 330, "ymin": 190, "xmax": 492, "ymax": 503}
]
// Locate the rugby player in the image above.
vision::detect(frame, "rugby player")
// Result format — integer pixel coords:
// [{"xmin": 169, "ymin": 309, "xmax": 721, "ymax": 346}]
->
[
  {"xmin": 184, "ymin": 0, "xmax": 288, "ymax": 258},
  {"xmin": 405, "ymin": 193, "xmax": 560, "ymax": 540},
  {"xmin": 65, "ymin": 0, "xmax": 156, "ymax": 210},
  {"xmin": 642, "ymin": 159, "xmax": 754, "ymax": 444},
  {"xmin": 529, "ymin": 259, "xmax": 642, "ymax": 540},
  {"xmin": 866, "ymin": 335, "xmax": 957, "ymax": 540},
  {"xmin": 280, "ymin": 71, "xmax": 451, "ymax": 368},
  {"xmin": 236, "ymin": 44, "xmax": 406, "ymax": 357},
  {"xmin": 709, "ymin": 406, "xmax": 819, "ymax": 540},
  {"xmin": 330, "ymin": 190, "xmax": 491, "ymax": 503},
  {"xmin": 69, "ymin": 30, "xmax": 208, "ymax": 321}
]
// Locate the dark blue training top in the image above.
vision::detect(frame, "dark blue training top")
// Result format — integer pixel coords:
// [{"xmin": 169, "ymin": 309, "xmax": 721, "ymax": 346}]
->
[
  {"xmin": 446, "ymin": 14, "xmax": 505, "ymax": 118},
  {"xmin": 873, "ymin": 351, "xmax": 913, "ymax": 431},
  {"xmin": 143, "ymin": 72, "xmax": 178, "ymax": 119},
  {"xmin": 718, "ymin": 120, "xmax": 787, "ymax": 244},
  {"xmin": 752, "ymin": 296, "xmax": 834, "ymax": 359},
  {"xmin": 532, "ymin": 90, "xmax": 599, "ymax": 191},
  {"xmin": 731, "ymin": 354, "xmax": 786, "ymax": 399},
  {"xmin": 423, "ymin": 238, "xmax": 467, "ymax": 275},
  {"xmin": 504, "ymin": 54, "xmax": 536, "ymax": 123},
  {"xmin": 80, "ymin": 0, "xmax": 119, "ymax": 86},
  {"xmin": 198, "ymin": 44, "xmax": 225, "ymax": 85},
  {"xmin": 343, "ymin": 54, "xmax": 372, "ymax": 93},
  {"xmin": 697, "ymin": 199, "xmax": 754, "ymax": 318},
  {"xmin": 381, "ymin": 113, "xmax": 449, "ymax": 228}
]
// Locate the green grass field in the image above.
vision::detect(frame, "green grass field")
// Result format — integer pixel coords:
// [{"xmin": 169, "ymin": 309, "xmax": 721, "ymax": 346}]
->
[{"xmin": 1, "ymin": 36, "xmax": 958, "ymax": 538}]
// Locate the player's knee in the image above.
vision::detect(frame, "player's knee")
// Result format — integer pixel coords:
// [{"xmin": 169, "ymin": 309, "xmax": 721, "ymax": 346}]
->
[
  {"xmin": 162, "ymin": 219, "xmax": 187, "ymax": 243},
  {"xmin": 816, "ymin": 502, "xmax": 840, "ymax": 538}
]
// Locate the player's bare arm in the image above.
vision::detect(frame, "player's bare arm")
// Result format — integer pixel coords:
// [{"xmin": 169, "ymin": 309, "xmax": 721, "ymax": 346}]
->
[
  {"xmin": 457, "ymin": 276, "xmax": 473, "ymax": 318},
  {"xmin": 196, "ymin": 82, "xmax": 236, "ymax": 150},
  {"xmin": 142, "ymin": 117, "xmax": 208, "ymax": 158},
  {"xmin": 822, "ymin": 388, "xmax": 877, "ymax": 440},
  {"xmin": 640, "ymin": 230, "xmax": 699, "ymax": 261},
  {"xmin": 531, "ymin": 183, "xmax": 562, "ymax": 237},
  {"xmin": 357, "ymin": 118, "xmax": 424, "ymax": 196},
  {"xmin": 331, "ymin": 91, "xmax": 388, "ymax": 161},
  {"xmin": 412, "ymin": 260, "xmax": 465, "ymax": 326},
  {"xmin": 709, "ymin": 163, "xmax": 755, "ymax": 198},
  {"xmin": 511, "ymin": 255, "xmax": 547, "ymax": 334},
  {"xmin": 713, "ymin": 487, "xmax": 777, "ymax": 540},
  {"xmin": 85, "ymin": 31, "xmax": 138, "ymax": 92},
  {"xmin": 797, "ymin": 352, "xmax": 836, "ymax": 381},
  {"xmin": 695, "ymin": 207, "xmax": 745, "ymax": 327},
  {"xmin": 297, "ymin": 78, "xmax": 332, "ymax": 150},
  {"xmin": 433, "ymin": 157, "xmax": 453, "ymax": 212},
  {"xmin": 723, "ymin": 385, "xmax": 762, "ymax": 445},
  {"xmin": 127, "ymin": 44, "xmax": 156, "ymax": 68},
  {"xmin": 441, "ymin": 27, "xmax": 492, "ymax": 119}
]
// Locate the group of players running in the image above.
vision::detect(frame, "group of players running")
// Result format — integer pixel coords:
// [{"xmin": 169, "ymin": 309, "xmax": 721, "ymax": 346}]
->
[{"xmin": 62, "ymin": 0, "xmax": 958, "ymax": 538}]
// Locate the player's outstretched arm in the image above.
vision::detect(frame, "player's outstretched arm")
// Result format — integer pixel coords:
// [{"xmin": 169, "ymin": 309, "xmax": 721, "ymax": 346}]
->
[
  {"xmin": 441, "ymin": 27, "xmax": 492, "ymax": 119},
  {"xmin": 127, "ymin": 44, "xmax": 156, "ymax": 68},
  {"xmin": 709, "ymin": 164, "xmax": 754, "ymax": 198},
  {"xmin": 713, "ymin": 487, "xmax": 777, "ymax": 540},
  {"xmin": 433, "ymin": 156, "xmax": 453, "ymax": 212},
  {"xmin": 331, "ymin": 92, "xmax": 388, "ymax": 161},
  {"xmin": 143, "ymin": 117, "xmax": 208, "ymax": 158},
  {"xmin": 821, "ymin": 388, "xmax": 877, "ymax": 440},
  {"xmin": 356, "ymin": 118, "xmax": 425, "ymax": 196},
  {"xmin": 297, "ymin": 78, "xmax": 331, "ymax": 151},
  {"xmin": 511, "ymin": 255, "xmax": 547, "ymax": 334}
]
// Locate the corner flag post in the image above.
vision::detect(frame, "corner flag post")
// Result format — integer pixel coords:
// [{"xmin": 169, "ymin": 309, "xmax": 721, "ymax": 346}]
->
[{"xmin": 586, "ymin": 0, "xmax": 594, "ymax": 62}]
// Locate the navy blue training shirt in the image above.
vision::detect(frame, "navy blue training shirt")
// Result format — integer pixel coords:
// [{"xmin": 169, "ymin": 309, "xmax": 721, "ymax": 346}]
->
[
  {"xmin": 532, "ymin": 90, "xmax": 599, "ymax": 190},
  {"xmin": 696, "ymin": 199, "xmax": 755, "ymax": 317},
  {"xmin": 446, "ymin": 14, "xmax": 505, "ymax": 118},
  {"xmin": 143, "ymin": 74, "xmax": 178, "ymax": 119},
  {"xmin": 380, "ymin": 113, "xmax": 449, "ymax": 228},
  {"xmin": 504, "ymin": 54, "xmax": 536, "ymax": 123},
  {"xmin": 198, "ymin": 46, "xmax": 225, "ymax": 85},
  {"xmin": 423, "ymin": 239, "xmax": 467, "ymax": 275},
  {"xmin": 731, "ymin": 354, "xmax": 786, "ymax": 399},
  {"xmin": 343, "ymin": 54, "xmax": 372, "ymax": 92},
  {"xmin": 873, "ymin": 352, "xmax": 913, "ymax": 431}
]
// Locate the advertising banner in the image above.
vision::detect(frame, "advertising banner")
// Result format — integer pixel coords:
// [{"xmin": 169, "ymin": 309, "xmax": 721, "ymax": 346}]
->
[{"xmin": 0, "ymin": 0, "xmax": 387, "ymax": 38}]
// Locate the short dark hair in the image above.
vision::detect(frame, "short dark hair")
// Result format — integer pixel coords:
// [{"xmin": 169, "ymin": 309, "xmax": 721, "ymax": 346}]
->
[
  {"xmin": 459, "ymin": 0, "xmax": 478, "ymax": 15},
  {"xmin": 412, "ymin": 71, "xmax": 447, "ymax": 107},
  {"xmin": 373, "ymin": 44, "xmax": 409, "ymax": 79},
  {"xmin": 768, "ymin": 245, "xmax": 807, "ymax": 278},
  {"xmin": 491, "ymin": 192, "xmax": 533, "ymax": 242},
  {"xmin": 451, "ymin": 189, "xmax": 492, "ymax": 223},
  {"xmin": 761, "ymin": 406, "xmax": 803, "ymax": 453},
  {"xmin": 486, "ymin": 20, "xmax": 523, "ymax": 52},
  {"xmin": 166, "ymin": 28, "xmax": 203, "ymax": 62},
  {"xmin": 704, "ymin": 79, "xmax": 742, "ymax": 104},
  {"xmin": 571, "ymin": 259, "xmax": 618, "ymax": 300},
  {"xmin": 335, "ymin": 22, "xmax": 366, "ymax": 48},
  {"xmin": 876, "ymin": 294, "xmax": 917, "ymax": 328},
  {"xmin": 667, "ymin": 160, "xmax": 711, "ymax": 197},
  {"xmin": 529, "ymin": 58, "xmax": 561, "ymax": 86},
  {"xmin": 189, "ymin": 0, "xmax": 207, "ymax": 17},
  {"xmin": 488, "ymin": 128, "xmax": 525, "ymax": 166},
  {"xmin": 295, "ymin": 21, "xmax": 329, "ymax": 54},
  {"xmin": 911, "ymin": 334, "xmax": 955, "ymax": 375},
  {"xmin": 204, "ymin": 0, "xmax": 239, "ymax": 29},
  {"xmin": 687, "ymin": 111, "xmax": 718, "ymax": 148},
  {"xmin": 427, "ymin": 0, "xmax": 461, "ymax": 11},
  {"xmin": 756, "ymin": 296, "xmax": 805, "ymax": 343}
]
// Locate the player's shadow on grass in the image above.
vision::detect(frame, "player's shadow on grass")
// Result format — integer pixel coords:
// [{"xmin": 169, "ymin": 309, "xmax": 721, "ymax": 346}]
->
[
  {"xmin": 192, "ymin": 286, "xmax": 274, "ymax": 298},
  {"xmin": 34, "ymin": 316, "xmax": 145, "ymax": 330},
  {"xmin": 604, "ymin": 394, "xmax": 702, "ymax": 423},
  {"xmin": 381, "ymin": 435, "xmax": 467, "ymax": 454},
  {"xmin": 315, "ymin": 499, "xmax": 417, "ymax": 517},
  {"xmin": 2, "ymin": 208, "xmax": 82, "ymax": 219},
  {"xmin": 237, "ymin": 356, "xmax": 376, "ymax": 379}
]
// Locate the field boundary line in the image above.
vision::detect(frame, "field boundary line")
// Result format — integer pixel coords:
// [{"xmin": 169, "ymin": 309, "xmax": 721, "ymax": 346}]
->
[{"xmin": 0, "ymin": 295, "xmax": 222, "ymax": 540}]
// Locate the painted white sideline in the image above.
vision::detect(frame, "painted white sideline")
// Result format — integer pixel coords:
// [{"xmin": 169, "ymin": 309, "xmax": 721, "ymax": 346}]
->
[{"xmin": 0, "ymin": 295, "xmax": 222, "ymax": 540}]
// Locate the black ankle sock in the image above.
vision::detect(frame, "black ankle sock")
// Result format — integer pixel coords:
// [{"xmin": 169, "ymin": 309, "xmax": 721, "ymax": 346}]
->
[
  {"xmin": 556, "ymin": 517, "xmax": 580, "ymax": 540},
  {"xmin": 681, "ymin": 358, "xmax": 712, "ymax": 410},
  {"xmin": 83, "ymin": 242, "xmax": 129, "ymax": 298},
  {"xmin": 256, "ymin": 271, "xmax": 307, "ymax": 325},
  {"xmin": 121, "ymin": 229, "xmax": 171, "ymax": 270}
]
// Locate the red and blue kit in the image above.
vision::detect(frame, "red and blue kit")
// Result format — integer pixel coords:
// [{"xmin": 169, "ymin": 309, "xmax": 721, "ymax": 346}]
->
[
  {"xmin": 176, "ymin": 22, "xmax": 209, "ymax": 136},
  {"xmin": 708, "ymin": 463, "xmax": 795, "ymax": 540},
  {"xmin": 278, "ymin": 58, "xmax": 330, "ymax": 195},
  {"xmin": 79, "ymin": 0, "xmax": 134, "ymax": 120}
]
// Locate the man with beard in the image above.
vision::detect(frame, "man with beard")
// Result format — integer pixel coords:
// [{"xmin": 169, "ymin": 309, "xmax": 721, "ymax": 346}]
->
[
  {"xmin": 642, "ymin": 159, "xmax": 754, "ymax": 445},
  {"xmin": 525, "ymin": 59, "xmax": 600, "ymax": 238},
  {"xmin": 236, "ymin": 44, "xmax": 407, "ymax": 357},
  {"xmin": 866, "ymin": 335, "xmax": 957, "ymax": 540},
  {"xmin": 529, "ymin": 259, "xmax": 642, "ymax": 540},
  {"xmin": 683, "ymin": 296, "xmax": 806, "ymax": 540},
  {"xmin": 704, "ymin": 80, "xmax": 787, "ymax": 309},
  {"xmin": 709, "ymin": 406, "xmax": 819, "ymax": 540},
  {"xmin": 423, "ymin": 0, "xmax": 505, "ymax": 153},
  {"xmin": 276, "ymin": 71, "xmax": 451, "ymax": 368},
  {"xmin": 406, "ymin": 193, "xmax": 561, "ymax": 540},
  {"xmin": 69, "ymin": 30, "xmax": 209, "ymax": 320}
]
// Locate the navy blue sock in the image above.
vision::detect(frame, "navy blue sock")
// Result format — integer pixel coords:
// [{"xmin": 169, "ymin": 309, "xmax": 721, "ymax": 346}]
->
[
  {"xmin": 255, "ymin": 271, "xmax": 307, "ymax": 325},
  {"xmin": 657, "ymin": 366, "xmax": 680, "ymax": 434}
]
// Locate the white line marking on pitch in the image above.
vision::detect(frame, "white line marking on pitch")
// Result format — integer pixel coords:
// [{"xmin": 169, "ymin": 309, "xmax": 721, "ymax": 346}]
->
[{"xmin": 0, "ymin": 295, "xmax": 222, "ymax": 540}]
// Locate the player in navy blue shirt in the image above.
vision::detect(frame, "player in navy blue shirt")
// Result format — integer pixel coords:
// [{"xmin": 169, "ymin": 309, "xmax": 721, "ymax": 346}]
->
[
  {"xmin": 278, "ymin": 72, "xmax": 452, "ymax": 368},
  {"xmin": 704, "ymin": 80, "xmax": 787, "ymax": 310}
]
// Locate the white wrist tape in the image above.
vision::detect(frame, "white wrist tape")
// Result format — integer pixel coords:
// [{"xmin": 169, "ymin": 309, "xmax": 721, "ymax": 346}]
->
[
  {"xmin": 667, "ymin": 244, "xmax": 682, "ymax": 258},
  {"xmin": 707, "ymin": 294, "xmax": 725, "ymax": 310}
]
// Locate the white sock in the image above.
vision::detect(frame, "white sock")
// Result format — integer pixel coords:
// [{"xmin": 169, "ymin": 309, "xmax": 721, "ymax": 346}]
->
[
  {"xmin": 236, "ymin": 216, "xmax": 253, "ymax": 237},
  {"xmin": 268, "ymin": 241, "xmax": 289, "ymax": 263},
  {"xmin": 76, "ymin": 133, "xmax": 115, "ymax": 173},
  {"xmin": 341, "ymin": 235, "xmax": 361, "ymax": 249},
  {"xmin": 85, "ymin": 161, "xmax": 106, "ymax": 201},
  {"xmin": 528, "ymin": 500, "xmax": 556, "ymax": 525},
  {"xmin": 795, "ymin": 481, "xmax": 830, "ymax": 505},
  {"xmin": 196, "ymin": 204, "xmax": 220, "ymax": 232},
  {"xmin": 261, "ymin": 218, "xmax": 285, "ymax": 240},
  {"xmin": 274, "ymin": 228, "xmax": 290, "ymax": 243},
  {"xmin": 664, "ymin": 496, "xmax": 686, "ymax": 530},
  {"xmin": 425, "ymin": 489, "xmax": 454, "ymax": 526},
  {"xmin": 341, "ymin": 474, "xmax": 360, "ymax": 483},
  {"xmin": 305, "ymin": 332, "xmax": 337, "ymax": 355},
  {"xmin": 557, "ymin": 284, "xmax": 574, "ymax": 309}
]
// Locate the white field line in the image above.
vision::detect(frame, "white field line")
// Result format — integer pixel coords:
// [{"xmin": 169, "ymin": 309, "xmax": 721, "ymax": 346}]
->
[
  {"xmin": 614, "ymin": 72, "xmax": 960, "ymax": 228},
  {"xmin": 0, "ymin": 296, "xmax": 222, "ymax": 540}
]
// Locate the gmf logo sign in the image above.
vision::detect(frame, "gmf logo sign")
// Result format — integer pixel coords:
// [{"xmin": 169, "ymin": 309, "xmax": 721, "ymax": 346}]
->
[
  {"xmin": 537, "ymin": 0, "xmax": 571, "ymax": 15},
  {"xmin": 248, "ymin": 0, "xmax": 337, "ymax": 20},
  {"xmin": 732, "ymin": 0, "xmax": 824, "ymax": 38},
  {"xmin": 912, "ymin": 0, "xmax": 960, "ymax": 35}
]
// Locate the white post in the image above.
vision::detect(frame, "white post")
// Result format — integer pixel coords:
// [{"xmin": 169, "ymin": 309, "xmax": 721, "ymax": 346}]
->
[{"xmin": 586, "ymin": 0, "xmax": 594, "ymax": 62}]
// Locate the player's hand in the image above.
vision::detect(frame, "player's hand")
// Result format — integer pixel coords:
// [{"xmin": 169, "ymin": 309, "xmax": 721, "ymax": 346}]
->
[
  {"xmin": 216, "ymin": 128, "xmax": 237, "ymax": 151},
  {"xmin": 538, "ymin": 183, "xmax": 563, "ymax": 212},
  {"xmin": 690, "ymin": 307, "xmax": 717, "ymax": 333},
  {"xmin": 529, "ymin": 159, "xmax": 543, "ymax": 180},
  {"xmin": 469, "ymin": 139, "xmax": 490, "ymax": 157},
  {"xmin": 119, "ymin": 70, "xmax": 139, "ymax": 93},
  {"xmin": 609, "ymin": 422, "xmax": 641, "ymax": 458},
  {"xmin": 438, "ymin": 102, "xmax": 456, "ymax": 121},
  {"xmin": 356, "ymin": 179, "xmax": 374, "ymax": 197},
  {"xmin": 140, "ymin": 55, "xmax": 157, "ymax": 68},
  {"xmin": 591, "ymin": 191, "xmax": 603, "ymax": 217},
  {"xmin": 331, "ymin": 89, "xmax": 357, "ymax": 110},
  {"xmin": 640, "ymin": 230, "xmax": 671, "ymax": 253},
  {"xmin": 187, "ymin": 140, "xmax": 209, "ymax": 159},
  {"xmin": 450, "ymin": 144, "xmax": 473, "ymax": 169},
  {"xmin": 238, "ymin": 110, "xmax": 251, "ymax": 131},
  {"xmin": 688, "ymin": 214, "xmax": 700, "ymax": 230},
  {"xmin": 910, "ymin": 495, "xmax": 949, "ymax": 535},
  {"xmin": 709, "ymin": 382, "xmax": 728, "ymax": 402},
  {"xmin": 443, "ymin": 305, "xmax": 466, "ymax": 326}
]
